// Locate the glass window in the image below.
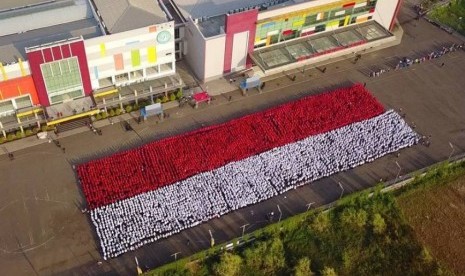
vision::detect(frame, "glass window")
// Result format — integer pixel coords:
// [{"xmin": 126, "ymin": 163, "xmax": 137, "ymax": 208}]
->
[
  {"xmin": 0, "ymin": 100, "xmax": 14, "ymax": 114},
  {"xmin": 15, "ymin": 95, "xmax": 32, "ymax": 109}
]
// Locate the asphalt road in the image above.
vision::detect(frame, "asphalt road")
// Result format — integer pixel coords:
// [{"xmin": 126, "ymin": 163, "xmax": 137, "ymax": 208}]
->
[{"xmin": 1, "ymin": 2, "xmax": 465, "ymax": 275}]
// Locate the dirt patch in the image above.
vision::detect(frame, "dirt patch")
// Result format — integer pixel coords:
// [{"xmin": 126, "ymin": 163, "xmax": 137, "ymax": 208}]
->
[{"xmin": 398, "ymin": 176, "xmax": 465, "ymax": 274}]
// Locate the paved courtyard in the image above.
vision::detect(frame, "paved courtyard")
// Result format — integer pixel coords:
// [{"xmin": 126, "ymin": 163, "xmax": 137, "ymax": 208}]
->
[{"xmin": 1, "ymin": 2, "xmax": 465, "ymax": 275}]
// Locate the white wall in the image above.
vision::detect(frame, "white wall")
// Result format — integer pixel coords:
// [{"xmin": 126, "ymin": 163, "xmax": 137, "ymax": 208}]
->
[
  {"xmin": 373, "ymin": 0, "xmax": 400, "ymax": 30},
  {"xmin": 204, "ymin": 35, "xmax": 226, "ymax": 79},
  {"xmin": 85, "ymin": 22, "xmax": 176, "ymax": 89},
  {"xmin": 230, "ymin": 31, "xmax": 248, "ymax": 72},
  {"xmin": 184, "ymin": 19, "xmax": 207, "ymax": 81},
  {"xmin": 1, "ymin": 61, "xmax": 31, "ymax": 81}
]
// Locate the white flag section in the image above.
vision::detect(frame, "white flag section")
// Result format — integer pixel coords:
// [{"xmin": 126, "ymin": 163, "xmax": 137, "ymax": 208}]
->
[{"xmin": 91, "ymin": 110, "xmax": 419, "ymax": 259}]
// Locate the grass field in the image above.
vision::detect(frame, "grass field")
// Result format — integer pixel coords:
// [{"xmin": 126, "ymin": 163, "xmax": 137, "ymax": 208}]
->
[
  {"xmin": 429, "ymin": 0, "xmax": 465, "ymax": 35},
  {"xmin": 398, "ymin": 162, "xmax": 465, "ymax": 275}
]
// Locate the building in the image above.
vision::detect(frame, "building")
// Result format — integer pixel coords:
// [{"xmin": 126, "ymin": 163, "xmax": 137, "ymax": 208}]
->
[
  {"xmin": 0, "ymin": 0, "xmax": 403, "ymax": 139},
  {"xmin": 175, "ymin": 0, "xmax": 403, "ymax": 81}
]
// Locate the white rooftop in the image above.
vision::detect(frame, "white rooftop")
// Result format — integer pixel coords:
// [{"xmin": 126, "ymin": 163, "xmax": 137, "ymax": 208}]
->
[
  {"xmin": 93, "ymin": 0, "xmax": 167, "ymax": 33},
  {"xmin": 0, "ymin": 0, "xmax": 58, "ymax": 11},
  {"xmin": 172, "ymin": 0, "xmax": 295, "ymax": 19}
]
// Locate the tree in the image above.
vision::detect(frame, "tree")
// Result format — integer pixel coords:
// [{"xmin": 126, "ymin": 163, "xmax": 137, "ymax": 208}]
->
[
  {"xmin": 294, "ymin": 257, "xmax": 314, "ymax": 276},
  {"xmin": 312, "ymin": 212, "xmax": 331, "ymax": 233},
  {"xmin": 213, "ymin": 252, "xmax": 243, "ymax": 276},
  {"xmin": 244, "ymin": 238, "xmax": 286, "ymax": 275},
  {"xmin": 372, "ymin": 213, "xmax": 386, "ymax": 234},
  {"xmin": 322, "ymin": 266, "xmax": 337, "ymax": 276}
]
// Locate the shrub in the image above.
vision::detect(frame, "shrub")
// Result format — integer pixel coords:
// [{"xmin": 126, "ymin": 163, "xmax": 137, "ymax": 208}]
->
[
  {"xmin": 176, "ymin": 89, "xmax": 183, "ymax": 99},
  {"xmin": 7, "ymin": 133, "xmax": 16, "ymax": 141},
  {"xmin": 95, "ymin": 113, "xmax": 102, "ymax": 120},
  {"xmin": 25, "ymin": 129, "xmax": 34, "ymax": 137},
  {"xmin": 162, "ymin": 95, "xmax": 169, "ymax": 103},
  {"xmin": 169, "ymin": 93, "xmax": 176, "ymax": 102},
  {"xmin": 0, "ymin": 137, "xmax": 6, "ymax": 144},
  {"xmin": 133, "ymin": 104, "xmax": 140, "ymax": 111},
  {"xmin": 115, "ymin": 108, "xmax": 122, "ymax": 116},
  {"xmin": 41, "ymin": 125, "xmax": 48, "ymax": 132},
  {"xmin": 155, "ymin": 97, "xmax": 162, "ymax": 104},
  {"xmin": 16, "ymin": 130, "xmax": 25, "ymax": 138},
  {"xmin": 109, "ymin": 109, "xmax": 116, "ymax": 117},
  {"xmin": 101, "ymin": 112, "xmax": 108, "ymax": 119},
  {"xmin": 32, "ymin": 127, "xmax": 39, "ymax": 134},
  {"xmin": 125, "ymin": 105, "xmax": 133, "ymax": 113}
]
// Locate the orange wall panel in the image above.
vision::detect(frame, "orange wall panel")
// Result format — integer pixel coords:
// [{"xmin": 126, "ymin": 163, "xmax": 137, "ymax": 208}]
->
[{"xmin": 0, "ymin": 76, "xmax": 40, "ymax": 105}]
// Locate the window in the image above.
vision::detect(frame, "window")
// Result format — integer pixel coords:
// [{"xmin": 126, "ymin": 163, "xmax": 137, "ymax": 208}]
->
[
  {"xmin": 15, "ymin": 95, "xmax": 32, "ymax": 109},
  {"xmin": 0, "ymin": 100, "xmax": 14, "ymax": 115},
  {"xmin": 41, "ymin": 58, "xmax": 83, "ymax": 93}
]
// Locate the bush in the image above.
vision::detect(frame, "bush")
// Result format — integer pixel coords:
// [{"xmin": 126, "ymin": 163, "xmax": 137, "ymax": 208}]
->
[
  {"xmin": 155, "ymin": 97, "xmax": 162, "ymax": 104},
  {"xmin": 162, "ymin": 95, "xmax": 169, "ymax": 103},
  {"xmin": 16, "ymin": 130, "xmax": 25, "ymax": 138},
  {"xmin": 32, "ymin": 127, "xmax": 39, "ymax": 134},
  {"xmin": 169, "ymin": 93, "xmax": 176, "ymax": 102},
  {"xmin": 25, "ymin": 129, "xmax": 34, "ymax": 137},
  {"xmin": 115, "ymin": 108, "xmax": 122, "ymax": 116},
  {"xmin": 7, "ymin": 133, "xmax": 16, "ymax": 141},
  {"xmin": 109, "ymin": 109, "xmax": 116, "ymax": 117},
  {"xmin": 125, "ymin": 105, "xmax": 133, "ymax": 113},
  {"xmin": 41, "ymin": 125, "xmax": 48, "ymax": 132},
  {"xmin": 101, "ymin": 112, "xmax": 108, "ymax": 119},
  {"xmin": 133, "ymin": 104, "xmax": 140, "ymax": 111},
  {"xmin": 95, "ymin": 113, "xmax": 102, "ymax": 120},
  {"xmin": 176, "ymin": 89, "xmax": 183, "ymax": 99}
]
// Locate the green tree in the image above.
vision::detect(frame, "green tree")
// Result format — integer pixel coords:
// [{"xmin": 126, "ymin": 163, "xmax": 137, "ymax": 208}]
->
[
  {"xmin": 372, "ymin": 213, "xmax": 386, "ymax": 234},
  {"xmin": 244, "ymin": 238, "xmax": 286, "ymax": 275},
  {"xmin": 213, "ymin": 252, "xmax": 243, "ymax": 276},
  {"xmin": 322, "ymin": 266, "xmax": 337, "ymax": 276},
  {"xmin": 294, "ymin": 257, "xmax": 313, "ymax": 276},
  {"xmin": 312, "ymin": 212, "xmax": 331, "ymax": 233}
]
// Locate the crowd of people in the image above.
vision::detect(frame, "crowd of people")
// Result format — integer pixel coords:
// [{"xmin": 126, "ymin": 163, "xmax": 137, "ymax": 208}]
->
[
  {"xmin": 91, "ymin": 110, "xmax": 419, "ymax": 259},
  {"xmin": 77, "ymin": 84, "xmax": 384, "ymax": 209},
  {"xmin": 369, "ymin": 43, "xmax": 465, "ymax": 77}
]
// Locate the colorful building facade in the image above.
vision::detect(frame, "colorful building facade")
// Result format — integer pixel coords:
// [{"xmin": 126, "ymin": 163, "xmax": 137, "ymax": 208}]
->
[{"xmin": 254, "ymin": 0, "xmax": 379, "ymax": 48}]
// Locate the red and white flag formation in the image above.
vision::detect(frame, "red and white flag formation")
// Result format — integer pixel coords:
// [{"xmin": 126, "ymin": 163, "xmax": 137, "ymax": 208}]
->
[{"xmin": 76, "ymin": 84, "xmax": 419, "ymax": 259}]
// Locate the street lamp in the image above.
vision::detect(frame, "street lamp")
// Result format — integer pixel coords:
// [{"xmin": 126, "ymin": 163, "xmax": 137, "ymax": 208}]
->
[
  {"xmin": 277, "ymin": 205, "xmax": 283, "ymax": 223},
  {"xmin": 208, "ymin": 229, "xmax": 215, "ymax": 247},
  {"xmin": 240, "ymin": 224, "xmax": 249, "ymax": 238},
  {"xmin": 306, "ymin": 202, "xmax": 315, "ymax": 212},
  {"xmin": 395, "ymin": 161, "xmax": 401, "ymax": 182},
  {"xmin": 448, "ymin": 142, "xmax": 455, "ymax": 161},
  {"xmin": 338, "ymin": 182, "xmax": 344, "ymax": 199}
]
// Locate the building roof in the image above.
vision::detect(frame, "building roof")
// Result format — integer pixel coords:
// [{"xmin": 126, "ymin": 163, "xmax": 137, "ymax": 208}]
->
[
  {"xmin": 0, "ymin": 0, "xmax": 55, "ymax": 12},
  {"xmin": 92, "ymin": 0, "xmax": 167, "ymax": 34},
  {"xmin": 0, "ymin": 18, "xmax": 101, "ymax": 63},
  {"xmin": 172, "ymin": 0, "xmax": 296, "ymax": 19}
]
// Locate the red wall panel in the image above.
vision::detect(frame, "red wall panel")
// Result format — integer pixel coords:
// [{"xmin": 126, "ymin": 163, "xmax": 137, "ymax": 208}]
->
[
  {"xmin": 61, "ymin": 44, "xmax": 71, "ymax": 58},
  {"xmin": 223, "ymin": 9, "xmax": 258, "ymax": 73},
  {"xmin": 27, "ymin": 39, "xmax": 92, "ymax": 107},
  {"xmin": 70, "ymin": 41, "xmax": 92, "ymax": 96},
  {"xmin": 42, "ymin": 48, "xmax": 53, "ymax": 62},
  {"xmin": 27, "ymin": 50, "xmax": 49, "ymax": 106},
  {"xmin": 389, "ymin": 0, "xmax": 403, "ymax": 31},
  {"xmin": 51, "ymin": 46, "xmax": 63, "ymax": 60}
]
